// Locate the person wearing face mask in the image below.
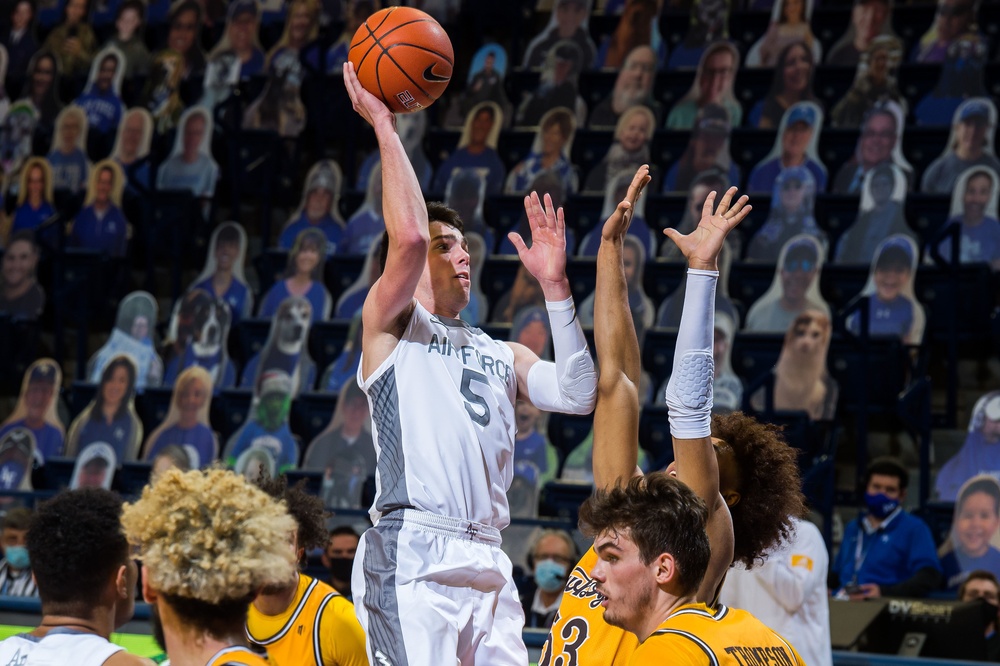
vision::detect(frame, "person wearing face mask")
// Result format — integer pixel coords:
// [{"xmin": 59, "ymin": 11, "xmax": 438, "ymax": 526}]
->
[
  {"xmin": 958, "ymin": 570, "xmax": 1000, "ymax": 661},
  {"xmin": 0, "ymin": 491, "xmax": 152, "ymax": 664},
  {"xmin": 0, "ymin": 507, "xmax": 36, "ymax": 597},
  {"xmin": 321, "ymin": 527, "xmax": 360, "ymax": 600},
  {"xmin": 520, "ymin": 530, "xmax": 577, "ymax": 629},
  {"xmin": 830, "ymin": 457, "xmax": 942, "ymax": 600}
]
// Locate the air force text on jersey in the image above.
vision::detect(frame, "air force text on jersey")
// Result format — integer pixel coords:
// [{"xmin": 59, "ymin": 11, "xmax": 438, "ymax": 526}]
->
[{"xmin": 426, "ymin": 333, "xmax": 514, "ymax": 387}]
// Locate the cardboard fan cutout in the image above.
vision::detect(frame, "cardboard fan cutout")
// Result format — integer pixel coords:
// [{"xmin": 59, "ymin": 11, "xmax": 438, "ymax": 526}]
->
[
  {"xmin": 663, "ymin": 103, "xmax": 739, "ymax": 193},
  {"xmin": 70, "ymin": 441, "xmax": 116, "ymax": 489},
  {"xmin": 835, "ymin": 162, "xmax": 913, "ymax": 265},
  {"xmin": 75, "ymin": 45, "xmax": 126, "ymax": 137},
  {"xmin": 341, "ymin": 162, "xmax": 386, "ymax": 256},
  {"xmin": 578, "ymin": 234, "xmax": 655, "ymax": 345},
  {"xmin": 826, "ymin": 0, "xmax": 898, "ymax": 67},
  {"xmin": 939, "ymin": 474, "xmax": 1000, "ymax": 592},
  {"xmin": 0, "ymin": 101, "xmax": 38, "ymax": 183},
  {"xmin": 920, "ymin": 98, "xmax": 1000, "ymax": 195},
  {"xmin": 225, "ymin": 368, "xmax": 300, "ymax": 476},
  {"xmin": 242, "ymin": 47, "xmax": 306, "ymax": 137},
  {"xmin": 443, "ymin": 43, "xmax": 513, "ymax": 129},
  {"xmin": 142, "ymin": 365, "xmax": 217, "ymax": 468},
  {"xmin": 934, "ymin": 166, "xmax": 1000, "ymax": 270},
  {"xmin": 831, "ymin": 35, "xmax": 905, "ymax": 129},
  {"xmin": 913, "ymin": 31, "xmax": 989, "ymax": 127},
  {"xmin": 506, "ymin": 106, "xmax": 578, "ymax": 195},
  {"xmin": 433, "ymin": 101, "xmax": 506, "ymax": 195},
  {"xmin": 71, "ymin": 159, "xmax": 129, "ymax": 257},
  {"xmin": 304, "ymin": 380, "xmax": 375, "ymax": 509},
  {"xmin": 747, "ymin": 42, "xmax": 820, "ymax": 130},
  {"xmin": 0, "ymin": 358, "xmax": 63, "ymax": 462},
  {"xmin": 745, "ymin": 234, "xmax": 831, "ymax": 333},
  {"xmin": 746, "ymin": 166, "xmax": 823, "ymax": 263},
  {"xmin": 667, "ymin": 0, "xmax": 730, "ymax": 70},
  {"xmin": 141, "ymin": 48, "xmax": 184, "ymax": 134},
  {"xmin": 912, "ymin": 0, "xmax": 981, "ymax": 64},
  {"xmin": 446, "ymin": 169, "xmax": 494, "ymax": 252},
  {"xmin": 522, "ymin": 0, "xmax": 596, "ymax": 70},
  {"xmin": 747, "ymin": 101, "xmax": 827, "ymax": 193},
  {"xmin": 156, "ymin": 106, "xmax": 219, "ymax": 200},
  {"xmin": 279, "ymin": 160, "xmax": 344, "ymax": 255},
  {"xmin": 241, "ymin": 296, "xmax": 317, "ymax": 396},
  {"xmin": 319, "ymin": 314, "xmax": 362, "ymax": 395},
  {"xmin": 164, "ymin": 289, "xmax": 236, "ymax": 390},
  {"xmin": 0, "ymin": 427, "xmax": 35, "ymax": 491},
  {"xmin": 0, "ymin": 231, "xmax": 45, "ymax": 321},
  {"xmin": 745, "ymin": 0, "xmax": 821, "ymax": 68},
  {"xmin": 515, "ymin": 40, "xmax": 588, "ymax": 128},
  {"xmin": 46, "ymin": 105, "xmax": 90, "ymax": 194},
  {"xmin": 258, "ymin": 228, "xmax": 332, "ymax": 322},
  {"xmin": 109, "ymin": 0, "xmax": 152, "ymax": 79},
  {"xmin": 845, "ymin": 234, "xmax": 925, "ymax": 345},
  {"xmin": 578, "ymin": 169, "xmax": 655, "ymax": 258},
  {"xmin": 88, "ymin": 291, "xmax": 163, "ymax": 390},
  {"xmin": 10, "ymin": 157, "xmax": 55, "ymax": 241},
  {"xmin": 66, "ymin": 354, "xmax": 142, "ymax": 462},
  {"xmin": 589, "ymin": 45, "xmax": 662, "ymax": 129},
  {"xmin": 666, "ymin": 41, "xmax": 741, "ymax": 129},
  {"xmin": 832, "ymin": 100, "xmax": 912, "ymax": 194},
  {"xmin": 758, "ymin": 309, "xmax": 838, "ymax": 420},
  {"xmin": 188, "ymin": 221, "xmax": 254, "ymax": 322},
  {"xmin": 335, "ymin": 235, "xmax": 383, "ymax": 320},
  {"xmin": 583, "ymin": 105, "xmax": 655, "ymax": 194},
  {"xmin": 937, "ymin": 392, "xmax": 1000, "ymax": 502}
]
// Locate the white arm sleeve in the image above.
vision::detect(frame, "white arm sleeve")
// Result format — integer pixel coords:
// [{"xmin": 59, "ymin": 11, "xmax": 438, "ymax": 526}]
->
[
  {"xmin": 664, "ymin": 269, "xmax": 718, "ymax": 439},
  {"xmin": 526, "ymin": 297, "xmax": 597, "ymax": 414}
]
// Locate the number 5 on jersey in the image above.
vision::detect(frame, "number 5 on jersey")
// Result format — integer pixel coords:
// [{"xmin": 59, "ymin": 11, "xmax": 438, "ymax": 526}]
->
[{"xmin": 460, "ymin": 368, "xmax": 491, "ymax": 426}]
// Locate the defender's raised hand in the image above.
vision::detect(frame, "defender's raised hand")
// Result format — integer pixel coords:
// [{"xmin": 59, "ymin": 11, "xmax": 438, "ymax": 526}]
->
[
  {"xmin": 601, "ymin": 165, "xmax": 651, "ymax": 244},
  {"xmin": 343, "ymin": 62, "xmax": 395, "ymax": 131},
  {"xmin": 509, "ymin": 191, "xmax": 570, "ymax": 298},
  {"xmin": 663, "ymin": 186, "xmax": 751, "ymax": 271}
]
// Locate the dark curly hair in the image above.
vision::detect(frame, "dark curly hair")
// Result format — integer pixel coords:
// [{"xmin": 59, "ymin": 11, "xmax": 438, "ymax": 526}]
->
[
  {"xmin": 255, "ymin": 474, "xmax": 328, "ymax": 552},
  {"xmin": 27, "ymin": 489, "xmax": 128, "ymax": 611},
  {"xmin": 712, "ymin": 412, "xmax": 807, "ymax": 568},
  {"xmin": 579, "ymin": 472, "xmax": 711, "ymax": 596}
]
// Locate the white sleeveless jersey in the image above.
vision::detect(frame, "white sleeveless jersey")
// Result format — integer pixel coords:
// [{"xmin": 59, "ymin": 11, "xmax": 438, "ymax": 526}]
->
[
  {"xmin": 0, "ymin": 630, "xmax": 124, "ymax": 665},
  {"xmin": 359, "ymin": 301, "xmax": 518, "ymax": 529}
]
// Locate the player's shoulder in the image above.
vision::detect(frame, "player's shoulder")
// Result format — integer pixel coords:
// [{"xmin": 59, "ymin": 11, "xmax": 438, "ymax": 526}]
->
[
  {"xmin": 632, "ymin": 628, "xmax": 708, "ymax": 665},
  {"xmin": 102, "ymin": 651, "xmax": 156, "ymax": 666}
]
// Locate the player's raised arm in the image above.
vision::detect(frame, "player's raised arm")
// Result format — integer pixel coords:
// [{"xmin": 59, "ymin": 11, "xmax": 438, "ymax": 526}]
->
[
  {"xmin": 344, "ymin": 62, "xmax": 429, "ymax": 373},
  {"xmin": 592, "ymin": 165, "xmax": 650, "ymax": 491},
  {"xmin": 662, "ymin": 186, "xmax": 750, "ymax": 600},
  {"xmin": 506, "ymin": 192, "xmax": 597, "ymax": 416}
]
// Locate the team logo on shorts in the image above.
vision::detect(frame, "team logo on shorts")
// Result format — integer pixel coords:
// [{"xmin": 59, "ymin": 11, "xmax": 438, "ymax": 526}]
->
[
  {"xmin": 395, "ymin": 90, "xmax": 422, "ymax": 110},
  {"xmin": 374, "ymin": 650, "xmax": 393, "ymax": 666}
]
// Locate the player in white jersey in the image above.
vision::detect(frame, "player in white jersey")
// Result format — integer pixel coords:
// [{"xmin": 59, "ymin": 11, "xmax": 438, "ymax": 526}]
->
[
  {"xmin": 343, "ymin": 62, "xmax": 599, "ymax": 665},
  {"xmin": 0, "ymin": 489, "xmax": 152, "ymax": 666}
]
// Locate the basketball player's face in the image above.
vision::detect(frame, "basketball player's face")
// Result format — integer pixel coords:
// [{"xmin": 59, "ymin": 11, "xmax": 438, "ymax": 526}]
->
[
  {"xmin": 590, "ymin": 528, "xmax": 658, "ymax": 634},
  {"xmin": 426, "ymin": 221, "xmax": 471, "ymax": 313}
]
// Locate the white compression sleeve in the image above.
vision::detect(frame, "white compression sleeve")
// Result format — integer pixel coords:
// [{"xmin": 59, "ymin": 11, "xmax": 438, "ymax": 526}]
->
[
  {"xmin": 526, "ymin": 297, "xmax": 598, "ymax": 414},
  {"xmin": 664, "ymin": 269, "xmax": 718, "ymax": 439}
]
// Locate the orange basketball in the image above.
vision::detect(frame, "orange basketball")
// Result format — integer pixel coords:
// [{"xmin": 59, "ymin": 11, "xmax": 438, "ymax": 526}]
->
[{"xmin": 348, "ymin": 7, "xmax": 454, "ymax": 114}]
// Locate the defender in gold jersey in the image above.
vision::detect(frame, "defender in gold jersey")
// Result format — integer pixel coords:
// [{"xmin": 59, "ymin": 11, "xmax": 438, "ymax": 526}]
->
[
  {"xmin": 542, "ymin": 169, "xmax": 806, "ymax": 666},
  {"xmin": 580, "ymin": 474, "xmax": 805, "ymax": 666},
  {"xmin": 121, "ymin": 469, "xmax": 298, "ymax": 666},
  {"xmin": 248, "ymin": 475, "xmax": 367, "ymax": 666}
]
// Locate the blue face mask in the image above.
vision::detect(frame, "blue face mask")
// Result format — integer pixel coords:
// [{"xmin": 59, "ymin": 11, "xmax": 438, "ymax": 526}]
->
[
  {"xmin": 534, "ymin": 559, "xmax": 568, "ymax": 593},
  {"xmin": 5, "ymin": 545, "xmax": 29, "ymax": 570},
  {"xmin": 865, "ymin": 492, "xmax": 900, "ymax": 519}
]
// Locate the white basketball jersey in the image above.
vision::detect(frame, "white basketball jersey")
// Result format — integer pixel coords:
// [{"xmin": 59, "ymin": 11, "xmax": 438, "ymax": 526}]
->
[
  {"xmin": 359, "ymin": 301, "xmax": 518, "ymax": 529},
  {"xmin": 0, "ymin": 630, "xmax": 124, "ymax": 665}
]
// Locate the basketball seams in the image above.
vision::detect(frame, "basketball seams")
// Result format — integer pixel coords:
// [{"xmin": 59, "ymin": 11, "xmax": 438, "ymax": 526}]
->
[{"xmin": 348, "ymin": 6, "xmax": 453, "ymax": 112}]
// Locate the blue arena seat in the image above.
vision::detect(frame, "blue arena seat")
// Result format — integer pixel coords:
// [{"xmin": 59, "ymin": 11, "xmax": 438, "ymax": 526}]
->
[
  {"xmin": 641, "ymin": 328, "xmax": 678, "ymax": 390},
  {"xmin": 546, "ymin": 412, "xmax": 594, "ymax": 460},
  {"xmin": 309, "ymin": 319, "xmax": 352, "ymax": 374},
  {"xmin": 290, "ymin": 392, "xmax": 338, "ymax": 445}
]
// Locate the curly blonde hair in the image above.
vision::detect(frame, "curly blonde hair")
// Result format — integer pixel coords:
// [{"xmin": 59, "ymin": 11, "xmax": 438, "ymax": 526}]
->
[{"xmin": 121, "ymin": 468, "xmax": 296, "ymax": 604}]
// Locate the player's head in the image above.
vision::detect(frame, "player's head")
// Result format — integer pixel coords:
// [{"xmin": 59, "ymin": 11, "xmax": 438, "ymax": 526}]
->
[
  {"xmin": 122, "ymin": 469, "xmax": 296, "ymax": 649},
  {"xmin": 383, "ymin": 202, "xmax": 470, "ymax": 318},
  {"xmin": 708, "ymin": 412, "xmax": 807, "ymax": 567},
  {"xmin": 581, "ymin": 473, "xmax": 711, "ymax": 636},
  {"xmin": 254, "ymin": 473, "xmax": 328, "ymax": 564},
  {"xmin": 28, "ymin": 489, "xmax": 136, "ymax": 628}
]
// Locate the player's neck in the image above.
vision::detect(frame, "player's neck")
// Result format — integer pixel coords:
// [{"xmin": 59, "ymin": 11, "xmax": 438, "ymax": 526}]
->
[
  {"xmin": 161, "ymin": 620, "xmax": 248, "ymax": 666},
  {"xmin": 415, "ymin": 289, "xmax": 462, "ymax": 321},
  {"xmin": 636, "ymin": 593, "xmax": 697, "ymax": 643},
  {"xmin": 34, "ymin": 610, "xmax": 112, "ymax": 640},
  {"xmin": 252, "ymin": 574, "xmax": 300, "ymax": 616}
]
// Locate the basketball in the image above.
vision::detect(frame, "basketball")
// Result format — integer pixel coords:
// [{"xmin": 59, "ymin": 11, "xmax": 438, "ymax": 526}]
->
[{"xmin": 348, "ymin": 7, "xmax": 454, "ymax": 114}]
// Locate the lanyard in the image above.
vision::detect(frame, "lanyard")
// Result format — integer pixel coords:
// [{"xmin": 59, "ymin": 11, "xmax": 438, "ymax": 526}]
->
[{"xmin": 853, "ymin": 524, "xmax": 884, "ymax": 584}]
